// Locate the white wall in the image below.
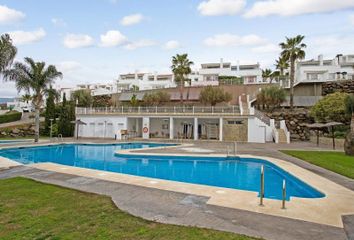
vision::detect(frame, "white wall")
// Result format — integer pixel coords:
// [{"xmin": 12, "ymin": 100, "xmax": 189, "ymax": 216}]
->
[
  {"xmin": 247, "ymin": 117, "xmax": 273, "ymax": 143},
  {"xmin": 78, "ymin": 116, "xmax": 127, "ymax": 139},
  {"xmin": 150, "ymin": 118, "xmax": 170, "ymax": 138},
  {"xmin": 142, "ymin": 117, "xmax": 150, "ymax": 139}
]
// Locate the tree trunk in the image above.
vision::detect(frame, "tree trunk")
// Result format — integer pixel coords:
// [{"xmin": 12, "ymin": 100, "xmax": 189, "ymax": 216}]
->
[
  {"xmin": 289, "ymin": 59, "xmax": 295, "ymax": 110},
  {"xmin": 179, "ymin": 81, "xmax": 184, "ymax": 104},
  {"xmin": 351, "ymin": 113, "xmax": 354, "ymax": 134},
  {"xmin": 34, "ymin": 106, "xmax": 40, "ymax": 143}
]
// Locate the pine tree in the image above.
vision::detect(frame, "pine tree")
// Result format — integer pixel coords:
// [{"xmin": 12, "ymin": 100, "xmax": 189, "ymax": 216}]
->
[
  {"xmin": 44, "ymin": 87, "xmax": 56, "ymax": 136},
  {"xmin": 58, "ymin": 94, "xmax": 72, "ymax": 137}
]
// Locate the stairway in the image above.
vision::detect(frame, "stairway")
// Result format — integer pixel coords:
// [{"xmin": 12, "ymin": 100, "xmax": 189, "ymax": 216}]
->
[
  {"xmin": 278, "ymin": 129, "xmax": 288, "ymax": 144},
  {"xmin": 242, "ymin": 102, "xmax": 249, "ymax": 115}
]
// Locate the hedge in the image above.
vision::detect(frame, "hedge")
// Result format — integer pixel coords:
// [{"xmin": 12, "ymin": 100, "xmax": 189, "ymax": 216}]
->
[{"xmin": 0, "ymin": 111, "xmax": 22, "ymax": 124}]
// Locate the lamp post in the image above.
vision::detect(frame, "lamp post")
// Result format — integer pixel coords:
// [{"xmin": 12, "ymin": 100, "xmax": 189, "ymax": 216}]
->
[{"xmin": 49, "ymin": 119, "xmax": 54, "ymax": 140}]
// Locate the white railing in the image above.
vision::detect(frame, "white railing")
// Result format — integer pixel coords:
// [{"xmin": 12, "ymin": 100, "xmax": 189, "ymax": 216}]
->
[
  {"xmin": 270, "ymin": 119, "xmax": 279, "ymax": 143},
  {"xmin": 238, "ymin": 95, "xmax": 244, "ymax": 115},
  {"xmin": 76, "ymin": 106, "xmax": 240, "ymax": 115},
  {"xmin": 254, "ymin": 109, "xmax": 271, "ymax": 126},
  {"xmin": 280, "ymin": 120, "xmax": 291, "ymax": 144}
]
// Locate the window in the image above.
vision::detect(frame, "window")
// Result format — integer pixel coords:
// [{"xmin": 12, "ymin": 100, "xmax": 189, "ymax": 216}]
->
[
  {"xmin": 227, "ymin": 120, "xmax": 243, "ymax": 125},
  {"xmin": 244, "ymin": 76, "xmax": 256, "ymax": 83},
  {"xmin": 306, "ymin": 73, "xmax": 320, "ymax": 80}
]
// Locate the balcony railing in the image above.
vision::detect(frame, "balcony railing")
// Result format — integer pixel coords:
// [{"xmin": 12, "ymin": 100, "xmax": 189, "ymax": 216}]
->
[{"xmin": 76, "ymin": 106, "xmax": 241, "ymax": 116}]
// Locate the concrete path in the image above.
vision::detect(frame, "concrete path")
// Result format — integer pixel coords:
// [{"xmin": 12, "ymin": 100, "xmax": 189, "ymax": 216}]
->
[{"xmin": 0, "ymin": 165, "xmax": 351, "ymax": 240}]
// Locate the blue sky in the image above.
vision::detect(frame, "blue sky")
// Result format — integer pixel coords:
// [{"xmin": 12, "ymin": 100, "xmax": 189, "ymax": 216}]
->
[{"xmin": 1, "ymin": 0, "xmax": 354, "ymax": 97}]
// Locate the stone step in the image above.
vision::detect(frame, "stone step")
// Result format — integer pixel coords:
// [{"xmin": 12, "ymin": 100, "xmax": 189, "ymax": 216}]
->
[{"xmin": 278, "ymin": 129, "xmax": 288, "ymax": 143}]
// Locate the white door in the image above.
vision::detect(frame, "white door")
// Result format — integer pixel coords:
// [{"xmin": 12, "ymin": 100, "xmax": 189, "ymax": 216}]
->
[{"xmin": 96, "ymin": 123, "xmax": 104, "ymax": 138}]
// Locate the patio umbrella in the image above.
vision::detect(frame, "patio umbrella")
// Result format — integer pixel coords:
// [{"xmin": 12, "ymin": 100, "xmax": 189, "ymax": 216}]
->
[
  {"xmin": 71, "ymin": 119, "xmax": 87, "ymax": 140},
  {"xmin": 306, "ymin": 122, "xmax": 343, "ymax": 149},
  {"xmin": 324, "ymin": 122, "xmax": 343, "ymax": 150},
  {"xmin": 305, "ymin": 123, "xmax": 326, "ymax": 147}
]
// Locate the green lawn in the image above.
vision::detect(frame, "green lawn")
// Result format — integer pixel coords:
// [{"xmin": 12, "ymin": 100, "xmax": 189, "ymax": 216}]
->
[
  {"xmin": 0, "ymin": 177, "xmax": 257, "ymax": 240},
  {"xmin": 281, "ymin": 150, "xmax": 354, "ymax": 179}
]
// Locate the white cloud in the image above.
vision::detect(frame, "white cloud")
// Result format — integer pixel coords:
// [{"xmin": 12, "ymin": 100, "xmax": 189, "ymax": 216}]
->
[
  {"xmin": 163, "ymin": 40, "xmax": 180, "ymax": 50},
  {"xmin": 51, "ymin": 18, "xmax": 66, "ymax": 27},
  {"xmin": 0, "ymin": 5, "xmax": 25, "ymax": 24},
  {"xmin": 251, "ymin": 43, "xmax": 279, "ymax": 53},
  {"xmin": 100, "ymin": 30, "xmax": 127, "ymax": 47},
  {"xmin": 56, "ymin": 61, "xmax": 81, "ymax": 73},
  {"xmin": 350, "ymin": 14, "xmax": 354, "ymax": 26},
  {"xmin": 120, "ymin": 14, "xmax": 144, "ymax": 26},
  {"xmin": 124, "ymin": 39, "xmax": 156, "ymax": 50},
  {"xmin": 244, "ymin": 0, "xmax": 354, "ymax": 18},
  {"xmin": 307, "ymin": 34, "xmax": 354, "ymax": 57},
  {"xmin": 8, "ymin": 28, "xmax": 46, "ymax": 45},
  {"xmin": 204, "ymin": 34, "xmax": 266, "ymax": 47},
  {"xmin": 198, "ymin": 0, "xmax": 245, "ymax": 16},
  {"xmin": 63, "ymin": 34, "xmax": 94, "ymax": 48}
]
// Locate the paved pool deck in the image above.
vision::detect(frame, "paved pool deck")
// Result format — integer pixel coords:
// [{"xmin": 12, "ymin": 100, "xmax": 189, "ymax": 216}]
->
[
  {"xmin": 0, "ymin": 165, "xmax": 350, "ymax": 240},
  {"xmin": 0, "ymin": 139, "xmax": 354, "ymax": 240}
]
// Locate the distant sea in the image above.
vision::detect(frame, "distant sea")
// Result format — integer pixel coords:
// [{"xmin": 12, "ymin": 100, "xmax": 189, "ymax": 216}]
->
[{"xmin": 0, "ymin": 98, "xmax": 14, "ymax": 104}]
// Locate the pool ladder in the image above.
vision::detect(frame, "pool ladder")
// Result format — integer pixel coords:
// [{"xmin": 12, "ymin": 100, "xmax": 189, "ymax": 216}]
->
[
  {"xmin": 52, "ymin": 134, "xmax": 63, "ymax": 143},
  {"xmin": 259, "ymin": 165, "xmax": 287, "ymax": 209},
  {"xmin": 227, "ymin": 142, "xmax": 237, "ymax": 157}
]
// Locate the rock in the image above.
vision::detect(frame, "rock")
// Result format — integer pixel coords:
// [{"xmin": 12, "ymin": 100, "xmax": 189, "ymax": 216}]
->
[
  {"xmin": 292, "ymin": 134, "xmax": 300, "ymax": 139},
  {"xmin": 323, "ymin": 80, "xmax": 354, "ymax": 95},
  {"xmin": 12, "ymin": 128, "xmax": 20, "ymax": 134},
  {"xmin": 344, "ymin": 133, "xmax": 354, "ymax": 156}
]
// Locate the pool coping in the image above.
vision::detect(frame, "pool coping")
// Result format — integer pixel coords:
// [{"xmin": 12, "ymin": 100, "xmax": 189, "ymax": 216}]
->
[{"xmin": 1, "ymin": 141, "xmax": 354, "ymax": 228}]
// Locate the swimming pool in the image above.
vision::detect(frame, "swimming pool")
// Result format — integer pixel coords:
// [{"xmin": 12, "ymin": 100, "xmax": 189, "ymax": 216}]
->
[{"xmin": 0, "ymin": 143, "xmax": 324, "ymax": 200}]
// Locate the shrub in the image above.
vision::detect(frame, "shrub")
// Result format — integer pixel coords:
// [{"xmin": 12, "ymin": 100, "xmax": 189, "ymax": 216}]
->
[
  {"xmin": 143, "ymin": 91, "xmax": 170, "ymax": 106},
  {"xmin": 311, "ymin": 92, "xmax": 350, "ymax": 123},
  {"xmin": 199, "ymin": 86, "xmax": 232, "ymax": 106},
  {"xmin": 256, "ymin": 86, "xmax": 287, "ymax": 111},
  {"xmin": 0, "ymin": 111, "xmax": 22, "ymax": 124}
]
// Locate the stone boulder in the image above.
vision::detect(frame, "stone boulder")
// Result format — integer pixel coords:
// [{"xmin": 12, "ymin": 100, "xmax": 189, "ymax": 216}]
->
[
  {"xmin": 12, "ymin": 128, "xmax": 20, "ymax": 134},
  {"xmin": 344, "ymin": 133, "xmax": 354, "ymax": 156}
]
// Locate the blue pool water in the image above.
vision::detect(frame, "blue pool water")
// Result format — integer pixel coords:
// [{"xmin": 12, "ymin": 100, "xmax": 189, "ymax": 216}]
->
[{"xmin": 0, "ymin": 143, "xmax": 324, "ymax": 200}]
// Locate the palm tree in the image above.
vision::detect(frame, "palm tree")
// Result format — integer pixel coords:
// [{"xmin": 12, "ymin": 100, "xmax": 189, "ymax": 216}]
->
[
  {"xmin": 4, "ymin": 57, "xmax": 62, "ymax": 142},
  {"xmin": 21, "ymin": 94, "xmax": 32, "ymax": 104},
  {"xmin": 280, "ymin": 35, "xmax": 306, "ymax": 109},
  {"xmin": 0, "ymin": 34, "xmax": 17, "ymax": 74},
  {"xmin": 262, "ymin": 68, "xmax": 273, "ymax": 83},
  {"xmin": 275, "ymin": 56, "xmax": 289, "ymax": 76},
  {"xmin": 171, "ymin": 54, "xmax": 194, "ymax": 104}
]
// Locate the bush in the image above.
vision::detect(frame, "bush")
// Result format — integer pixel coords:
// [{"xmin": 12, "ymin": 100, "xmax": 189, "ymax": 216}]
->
[
  {"xmin": 311, "ymin": 92, "xmax": 350, "ymax": 123},
  {"xmin": 218, "ymin": 76, "xmax": 243, "ymax": 85},
  {"xmin": 256, "ymin": 86, "xmax": 287, "ymax": 111},
  {"xmin": 199, "ymin": 86, "xmax": 232, "ymax": 106},
  {"xmin": 143, "ymin": 91, "xmax": 170, "ymax": 106},
  {"xmin": 0, "ymin": 111, "xmax": 22, "ymax": 124}
]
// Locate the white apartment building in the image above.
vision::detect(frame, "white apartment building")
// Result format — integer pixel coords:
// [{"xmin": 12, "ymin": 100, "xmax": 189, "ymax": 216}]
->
[
  {"xmin": 191, "ymin": 59, "xmax": 263, "ymax": 86},
  {"xmin": 117, "ymin": 72, "xmax": 176, "ymax": 92},
  {"xmin": 59, "ymin": 83, "xmax": 116, "ymax": 101},
  {"xmin": 281, "ymin": 54, "xmax": 354, "ymax": 87},
  {"xmin": 117, "ymin": 59, "xmax": 263, "ymax": 91}
]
